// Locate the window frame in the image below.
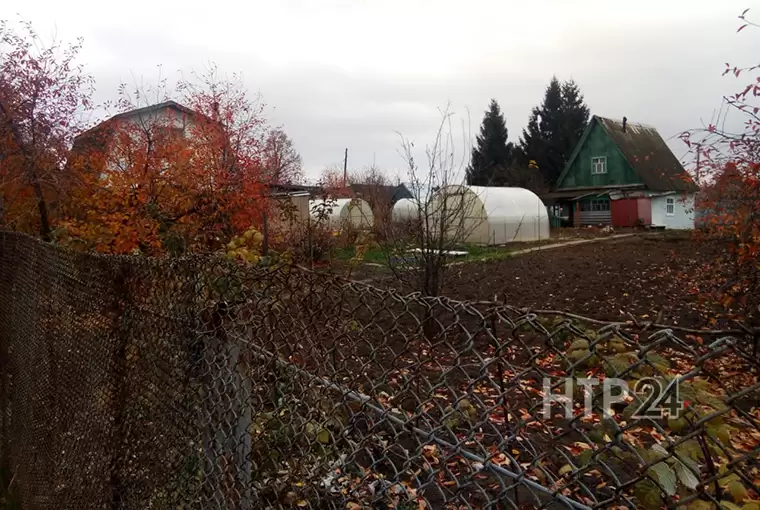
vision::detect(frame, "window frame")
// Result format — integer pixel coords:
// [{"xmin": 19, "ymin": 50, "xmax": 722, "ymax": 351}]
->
[
  {"xmin": 591, "ymin": 156, "xmax": 608, "ymax": 175},
  {"xmin": 580, "ymin": 198, "xmax": 610, "ymax": 212},
  {"xmin": 665, "ymin": 197, "xmax": 675, "ymax": 216}
]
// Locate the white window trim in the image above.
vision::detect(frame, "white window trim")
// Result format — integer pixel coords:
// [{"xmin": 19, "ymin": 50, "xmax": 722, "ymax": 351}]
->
[
  {"xmin": 665, "ymin": 197, "xmax": 675, "ymax": 216},
  {"xmin": 591, "ymin": 156, "xmax": 607, "ymax": 175}
]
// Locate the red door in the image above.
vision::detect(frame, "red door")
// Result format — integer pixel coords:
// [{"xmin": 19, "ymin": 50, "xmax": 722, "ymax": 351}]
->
[
  {"xmin": 611, "ymin": 198, "xmax": 638, "ymax": 227},
  {"xmin": 637, "ymin": 198, "xmax": 652, "ymax": 225}
]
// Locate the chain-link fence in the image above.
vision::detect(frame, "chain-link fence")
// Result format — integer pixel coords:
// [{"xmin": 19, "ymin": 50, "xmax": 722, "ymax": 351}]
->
[{"xmin": 0, "ymin": 231, "xmax": 759, "ymax": 509}]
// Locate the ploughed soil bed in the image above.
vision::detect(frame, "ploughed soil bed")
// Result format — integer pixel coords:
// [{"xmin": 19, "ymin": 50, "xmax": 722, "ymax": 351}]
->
[{"xmin": 439, "ymin": 233, "xmax": 730, "ymax": 329}]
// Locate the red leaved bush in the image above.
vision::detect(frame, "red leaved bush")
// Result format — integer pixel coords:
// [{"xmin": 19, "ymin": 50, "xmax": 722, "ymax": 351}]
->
[{"xmin": 682, "ymin": 10, "xmax": 760, "ymax": 325}]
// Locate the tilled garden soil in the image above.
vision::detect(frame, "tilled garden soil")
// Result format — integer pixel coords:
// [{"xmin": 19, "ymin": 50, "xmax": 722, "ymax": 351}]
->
[{"xmin": 439, "ymin": 234, "xmax": 728, "ymax": 329}]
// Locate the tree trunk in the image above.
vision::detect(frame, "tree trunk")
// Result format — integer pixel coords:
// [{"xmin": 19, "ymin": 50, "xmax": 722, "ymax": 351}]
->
[{"xmin": 31, "ymin": 170, "xmax": 51, "ymax": 241}]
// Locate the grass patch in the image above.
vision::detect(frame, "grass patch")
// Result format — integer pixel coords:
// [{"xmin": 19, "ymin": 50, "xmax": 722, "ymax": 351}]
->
[
  {"xmin": 332, "ymin": 246, "xmax": 388, "ymax": 264},
  {"xmin": 333, "ymin": 244, "xmax": 516, "ymax": 265}
]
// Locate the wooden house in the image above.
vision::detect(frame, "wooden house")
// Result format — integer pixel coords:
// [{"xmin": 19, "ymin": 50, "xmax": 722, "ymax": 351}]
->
[{"xmin": 543, "ymin": 116, "xmax": 699, "ymax": 229}]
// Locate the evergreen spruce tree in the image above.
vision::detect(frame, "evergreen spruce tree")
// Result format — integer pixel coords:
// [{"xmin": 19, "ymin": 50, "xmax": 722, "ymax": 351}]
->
[
  {"xmin": 516, "ymin": 76, "xmax": 590, "ymax": 187},
  {"xmin": 538, "ymin": 77, "xmax": 565, "ymax": 183},
  {"xmin": 466, "ymin": 99, "xmax": 513, "ymax": 186},
  {"xmin": 559, "ymin": 79, "xmax": 590, "ymax": 164},
  {"xmin": 516, "ymin": 106, "xmax": 544, "ymax": 171}
]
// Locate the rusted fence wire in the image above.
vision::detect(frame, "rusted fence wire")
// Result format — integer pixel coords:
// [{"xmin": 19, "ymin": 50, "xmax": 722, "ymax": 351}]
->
[{"xmin": 0, "ymin": 231, "xmax": 758, "ymax": 510}]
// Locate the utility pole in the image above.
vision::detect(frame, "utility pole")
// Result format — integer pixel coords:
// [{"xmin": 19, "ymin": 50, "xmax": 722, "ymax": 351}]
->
[
  {"xmin": 343, "ymin": 148, "xmax": 348, "ymax": 187},
  {"xmin": 695, "ymin": 142, "xmax": 702, "ymax": 185}
]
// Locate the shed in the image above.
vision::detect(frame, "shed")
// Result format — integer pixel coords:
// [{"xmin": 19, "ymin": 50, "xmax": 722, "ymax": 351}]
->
[
  {"xmin": 267, "ymin": 190, "xmax": 311, "ymax": 229},
  {"xmin": 429, "ymin": 185, "xmax": 550, "ymax": 245},
  {"xmin": 392, "ymin": 198, "xmax": 419, "ymax": 222},
  {"xmin": 309, "ymin": 198, "xmax": 374, "ymax": 229}
]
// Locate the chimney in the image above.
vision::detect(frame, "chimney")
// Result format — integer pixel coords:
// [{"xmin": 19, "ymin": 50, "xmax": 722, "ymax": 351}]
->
[{"xmin": 622, "ymin": 117, "xmax": 628, "ymax": 133}]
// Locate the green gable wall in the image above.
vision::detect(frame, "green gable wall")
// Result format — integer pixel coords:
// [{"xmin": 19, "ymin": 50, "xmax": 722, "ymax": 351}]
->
[{"xmin": 557, "ymin": 122, "xmax": 644, "ymax": 189}]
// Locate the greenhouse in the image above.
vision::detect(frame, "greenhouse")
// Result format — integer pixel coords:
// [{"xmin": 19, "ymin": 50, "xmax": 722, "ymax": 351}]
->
[
  {"xmin": 428, "ymin": 185, "xmax": 550, "ymax": 245},
  {"xmin": 391, "ymin": 198, "xmax": 419, "ymax": 222},
  {"xmin": 308, "ymin": 198, "xmax": 374, "ymax": 229}
]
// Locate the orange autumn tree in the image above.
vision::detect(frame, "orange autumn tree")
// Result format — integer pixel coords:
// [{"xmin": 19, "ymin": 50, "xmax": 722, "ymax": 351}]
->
[
  {"xmin": 0, "ymin": 19, "xmax": 94, "ymax": 240},
  {"xmin": 65, "ymin": 69, "xmax": 272, "ymax": 255},
  {"xmin": 317, "ymin": 164, "xmax": 351, "ymax": 196},
  {"xmin": 681, "ymin": 8, "xmax": 760, "ymax": 326}
]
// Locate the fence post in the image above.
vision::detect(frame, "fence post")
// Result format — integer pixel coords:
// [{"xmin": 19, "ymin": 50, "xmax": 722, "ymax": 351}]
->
[
  {"xmin": 262, "ymin": 212, "xmax": 269, "ymax": 259},
  {"xmin": 108, "ymin": 265, "xmax": 130, "ymax": 510},
  {"xmin": 0, "ymin": 330, "xmax": 8, "ymax": 482},
  {"xmin": 307, "ymin": 216, "xmax": 314, "ymax": 271},
  {"xmin": 200, "ymin": 303, "xmax": 252, "ymax": 509}
]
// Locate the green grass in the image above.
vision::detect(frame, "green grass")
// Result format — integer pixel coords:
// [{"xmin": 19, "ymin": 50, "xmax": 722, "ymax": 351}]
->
[
  {"xmin": 332, "ymin": 244, "xmax": 515, "ymax": 265},
  {"xmin": 332, "ymin": 245, "xmax": 389, "ymax": 264}
]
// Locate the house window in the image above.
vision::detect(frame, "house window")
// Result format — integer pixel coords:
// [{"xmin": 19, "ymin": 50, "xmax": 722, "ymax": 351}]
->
[
  {"xmin": 580, "ymin": 198, "xmax": 610, "ymax": 212},
  {"xmin": 666, "ymin": 197, "xmax": 675, "ymax": 216},
  {"xmin": 591, "ymin": 157, "xmax": 607, "ymax": 175}
]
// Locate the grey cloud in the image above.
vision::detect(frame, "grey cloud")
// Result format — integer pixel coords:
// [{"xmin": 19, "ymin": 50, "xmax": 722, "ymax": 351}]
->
[{"xmin": 66, "ymin": 3, "xmax": 760, "ymax": 180}]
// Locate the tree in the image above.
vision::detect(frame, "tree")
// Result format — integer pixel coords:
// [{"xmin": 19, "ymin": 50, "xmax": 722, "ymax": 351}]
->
[
  {"xmin": 517, "ymin": 76, "xmax": 589, "ymax": 187},
  {"xmin": 384, "ymin": 107, "xmax": 482, "ymax": 297},
  {"xmin": 680, "ymin": 9, "xmax": 760, "ymax": 329},
  {"xmin": 559, "ymin": 80, "xmax": 590, "ymax": 164},
  {"xmin": 317, "ymin": 165, "xmax": 350, "ymax": 195},
  {"xmin": 498, "ymin": 163, "xmax": 548, "ymax": 194},
  {"xmin": 465, "ymin": 99, "xmax": 513, "ymax": 186},
  {"xmin": 0, "ymin": 20, "xmax": 94, "ymax": 241},
  {"xmin": 262, "ymin": 128, "xmax": 302, "ymax": 184},
  {"xmin": 380, "ymin": 107, "xmax": 513, "ymax": 338},
  {"xmin": 349, "ymin": 165, "xmax": 400, "ymax": 229},
  {"xmin": 63, "ymin": 67, "xmax": 270, "ymax": 255},
  {"xmin": 517, "ymin": 77, "xmax": 564, "ymax": 184},
  {"xmin": 516, "ymin": 105, "xmax": 545, "ymax": 179}
]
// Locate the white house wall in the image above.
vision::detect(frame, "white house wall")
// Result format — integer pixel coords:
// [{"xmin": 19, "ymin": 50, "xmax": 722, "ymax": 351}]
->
[
  {"xmin": 650, "ymin": 193, "xmax": 695, "ymax": 229},
  {"xmin": 107, "ymin": 106, "xmax": 196, "ymax": 172}
]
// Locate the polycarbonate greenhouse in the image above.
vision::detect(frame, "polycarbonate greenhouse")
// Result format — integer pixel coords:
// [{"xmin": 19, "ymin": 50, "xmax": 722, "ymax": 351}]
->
[
  {"xmin": 308, "ymin": 198, "xmax": 374, "ymax": 229},
  {"xmin": 429, "ymin": 185, "xmax": 550, "ymax": 244},
  {"xmin": 391, "ymin": 198, "xmax": 419, "ymax": 222}
]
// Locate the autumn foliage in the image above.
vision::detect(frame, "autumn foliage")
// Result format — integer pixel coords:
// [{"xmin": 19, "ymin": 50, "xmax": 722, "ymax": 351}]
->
[
  {"xmin": 0, "ymin": 20, "xmax": 93, "ymax": 240},
  {"xmin": 62, "ymin": 72, "xmax": 272, "ymax": 255},
  {"xmin": 1, "ymin": 21, "xmax": 302, "ymax": 256},
  {"xmin": 682, "ymin": 10, "xmax": 760, "ymax": 324}
]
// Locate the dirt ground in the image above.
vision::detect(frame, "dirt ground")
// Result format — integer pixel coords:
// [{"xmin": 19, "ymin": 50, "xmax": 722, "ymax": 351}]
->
[
  {"xmin": 339, "ymin": 232, "xmax": 739, "ymax": 330},
  {"xmin": 439, "ymin": 233, "xmax": 729, "ymax": 329},
  {"xmin": 298, "ymin": 232, "xmax": 758, "ymax": 507}
]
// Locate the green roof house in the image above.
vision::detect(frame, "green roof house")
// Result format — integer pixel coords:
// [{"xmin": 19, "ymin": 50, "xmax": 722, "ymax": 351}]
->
[{"xmin": 544, "ymin": 115, "xmax": 699, "ymax": 229}]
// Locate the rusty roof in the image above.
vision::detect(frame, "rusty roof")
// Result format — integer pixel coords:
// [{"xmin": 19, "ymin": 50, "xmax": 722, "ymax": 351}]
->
[
  {"xmin": 597, "ymin": 116, "xmax": 698, "ymax": 192},
  {"xmin": 558, "ymin": 116, "xmax": 699, "ymax": 193}
]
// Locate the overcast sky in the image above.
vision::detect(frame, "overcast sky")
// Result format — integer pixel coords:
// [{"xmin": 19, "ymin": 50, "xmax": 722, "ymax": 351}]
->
[{"xmin": 6, "ymin": 0, "xmax": 759, "ymax": 182}]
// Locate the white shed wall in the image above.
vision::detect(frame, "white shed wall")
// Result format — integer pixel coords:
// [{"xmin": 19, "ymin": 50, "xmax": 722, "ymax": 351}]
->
[{"xmin": 650, "ymin": 193, "xmax": 695, "ymax": 229}]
